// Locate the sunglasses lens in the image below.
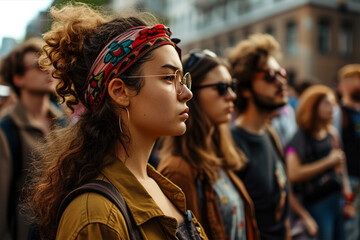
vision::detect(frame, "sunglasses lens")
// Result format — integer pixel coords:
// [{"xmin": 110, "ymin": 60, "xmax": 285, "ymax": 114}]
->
[
  {"xmin": 217, "ymin": 83, "xmax": 228, "ymax": 96},
  {"xmin": 264, "ymin": 71, "xmax": 276, "ymax": 83}
]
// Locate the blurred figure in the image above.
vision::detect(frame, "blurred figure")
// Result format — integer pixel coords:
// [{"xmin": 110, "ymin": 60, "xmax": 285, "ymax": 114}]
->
[
  {"xmin": 0, "ymin": 84, "xmax": 17, "ymax": 118},
  {"xmin": 286, "ymin": 85, "xmax": 349, "ymax": 240},
  {"xmin": 158, "ymin": 49, "xmax": 260, "ymax": 240},
  {"xmin": 0, "ymin": 38, "xmax": 64, "ymax": 240},
  {"xmin": 271, "ymin": 103, "xmax": 297, "ymax": 150},
  {"xmin": 338, "ymin": 64, "xmax": 360, "ymax": 240},
  {"xmin": 228, "ymin": 33, "xmax": 291, "ymax": 239}
]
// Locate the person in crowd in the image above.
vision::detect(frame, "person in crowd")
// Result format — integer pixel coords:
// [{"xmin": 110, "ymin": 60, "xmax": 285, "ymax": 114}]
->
[
  {"xmin": 337, "ymin": 64, "xmax": 360, "ymax": 240},
  {"xmin": 0, "ymin": 38, "xmax": 64, "ymax": 240},
  {"xmin": 157, "ymin": 49, "xmax": 260, "ymax": 240},
  {"xmin": 227, "ymin": 33, "xmax": 290, "ymax": 239},
  {"xmin": 0, "ymin": 83, "xmax": 17, "ymax": 118},
  {"xmin": 25, "ymin": 3, "xmax": 207, "ymax": 240},
  {"xmin": 270, "ymin": 103, "xmax": 297, "ymax": 150},
  {"xmin": 286, "ymin": 85, "xmax": 350, "ymax": 240}
]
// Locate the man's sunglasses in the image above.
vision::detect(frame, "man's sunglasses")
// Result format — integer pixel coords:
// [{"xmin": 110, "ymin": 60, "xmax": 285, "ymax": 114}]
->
[
  {"xmin": 184, "ymin": 49, "xmax": 217, "ymax": 73},
  {"xmin": 255, "ymin": 68, "xmax": 287, "ymax": 83},
  {"xmin": 192, "ymin": 80, "xmax": 236, "ymax": 96}
]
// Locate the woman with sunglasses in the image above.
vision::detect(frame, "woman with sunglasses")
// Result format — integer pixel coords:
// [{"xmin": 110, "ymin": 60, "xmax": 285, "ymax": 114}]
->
[
  {"xmin": 24, "ymin": 3, "xmax": 207, "ymax": 240},
  {"xmin": 158, "ymin": 49, "xmax": 260, "ymax": 240}
]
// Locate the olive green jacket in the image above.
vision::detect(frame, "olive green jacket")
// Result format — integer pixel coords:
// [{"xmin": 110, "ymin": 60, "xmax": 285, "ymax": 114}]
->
[{"xmin": 56, "ymin": 155, "xmax": 208, "ymax": 240}]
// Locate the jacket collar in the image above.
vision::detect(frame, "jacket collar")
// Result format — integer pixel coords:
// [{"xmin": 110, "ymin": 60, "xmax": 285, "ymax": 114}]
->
[
  {"xmin": 100, "ymin": 154, "xmax": 186, "ymax": 226},
  {"xmin": 9, "ymin": 101, "xmax": 65, "ymax": 130}
]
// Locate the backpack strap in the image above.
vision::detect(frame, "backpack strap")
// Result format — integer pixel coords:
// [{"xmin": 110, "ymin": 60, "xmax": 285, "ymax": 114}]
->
[
  {"xmin": 266, "ymin": 124, "xmax": 285, "ymax": 161},
  {"xmin": 57, "ymin": 180, "xmax": 142, "ymax": 240},
  {"xmin": 0, "ymin": 116, "xmax": 22, "ymax": 240}
]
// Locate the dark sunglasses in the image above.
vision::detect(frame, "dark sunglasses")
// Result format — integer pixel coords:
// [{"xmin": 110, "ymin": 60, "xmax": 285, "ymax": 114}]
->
[
  {"xmin": 184, "ymin": 49, "xmax": 217, "ymax": 73},
  {"xmin": 255, "ymin": 68, "xmax": 287, "ymax": 83},
  {"xmin": 192, "ymin": 80, "xmax": 236, "ymax": 96}
]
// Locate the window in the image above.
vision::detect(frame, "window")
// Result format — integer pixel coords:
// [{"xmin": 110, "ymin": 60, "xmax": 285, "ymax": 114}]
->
[
  {"xmin": 286, "ymin": 22, "xmax": 297, "ymax": 55},
  {"xmin": 265, "ymin": 26, "xmax": 275, "ymax": 37},
  {"xmin": 318, "ymin": 19, "xmax": 331, "ymax": 54},
  {"xmin": 228, "ymin": 34, "xmax": 236, "ymax": 47},
  {"xmin": 339, "ymin": 23, "xmax": 353, "ymax": 56}
]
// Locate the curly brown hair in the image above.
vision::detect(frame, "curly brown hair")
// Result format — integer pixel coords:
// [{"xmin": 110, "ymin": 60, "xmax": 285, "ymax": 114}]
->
[
  {"xmin": 227, "ymin": 33, "xmax": 281, "ymax": 113},
  {"xmin": 24, "ymin": 3, "xmax": 159, "ymax": 239}
]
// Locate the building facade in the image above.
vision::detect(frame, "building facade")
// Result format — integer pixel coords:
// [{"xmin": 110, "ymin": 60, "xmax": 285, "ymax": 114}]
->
[{"xmin": 167, "ymin": 0, "xmax": 360, "ymax": 87}]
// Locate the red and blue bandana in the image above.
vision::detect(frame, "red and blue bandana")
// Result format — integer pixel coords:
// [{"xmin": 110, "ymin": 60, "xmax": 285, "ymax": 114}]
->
[{"xmin": 86, "ymin": 24, "xmax": 179, "ymax": 108}]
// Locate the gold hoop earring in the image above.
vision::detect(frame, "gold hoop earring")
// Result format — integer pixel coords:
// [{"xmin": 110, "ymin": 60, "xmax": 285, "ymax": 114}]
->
[
  {"xmin": 118, "ymin": 114, "xmax": 123, "ymax": 134},
  {"xmin": 125, "ymin": 107, "xmax": 130, "ymax": 122}
]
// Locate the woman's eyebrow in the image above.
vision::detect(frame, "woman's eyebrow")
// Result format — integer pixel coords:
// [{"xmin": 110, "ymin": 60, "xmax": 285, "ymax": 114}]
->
[{"xmin": 161, "ymin": 64, "xmax": 180, "ymax": 72}]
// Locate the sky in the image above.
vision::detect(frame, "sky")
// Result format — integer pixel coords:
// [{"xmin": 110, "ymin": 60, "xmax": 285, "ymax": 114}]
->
[{"xmin": 0, "ymin": 0, "xmax": 53, "ymax": 47}]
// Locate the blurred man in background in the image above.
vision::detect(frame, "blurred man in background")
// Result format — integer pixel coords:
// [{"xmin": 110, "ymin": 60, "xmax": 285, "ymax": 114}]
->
[
  {"xmin": 228, "ymin": 33, "xmax": 291, "ymax": 240},
  {"xmin": 0, "ymin": 38, "xmax": 64, "ymax": 240}
]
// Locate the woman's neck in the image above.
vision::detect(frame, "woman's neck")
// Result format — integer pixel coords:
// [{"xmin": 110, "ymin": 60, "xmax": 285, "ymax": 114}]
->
[
  {"xmin": 115, "ymin": 131, "xmax": 156, "ymax": 181},
  {"xmin": 312, "ymin": 127, "xmax": 328, "ymax": 140}
]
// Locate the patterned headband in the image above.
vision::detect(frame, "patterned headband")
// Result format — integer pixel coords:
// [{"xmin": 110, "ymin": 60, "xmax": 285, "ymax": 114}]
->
[{"xmin": 86, "ymin": 24, "xmax": 179, "ymax": 108}]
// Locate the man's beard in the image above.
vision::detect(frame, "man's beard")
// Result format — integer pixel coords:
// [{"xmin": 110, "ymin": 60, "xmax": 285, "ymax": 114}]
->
[
  {"xmin": 251, "ymin": 88, "xmax": 287, "ymax": 112},
  {"xmin": 350, "ymin": 89, "xmax": 360, "ymax": 102}
]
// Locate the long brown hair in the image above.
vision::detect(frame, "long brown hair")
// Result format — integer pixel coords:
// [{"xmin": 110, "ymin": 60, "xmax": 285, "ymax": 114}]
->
[
  {"xmin": 296, "ymin": 84, "xmax": 337, "ymax": 135},
  {"xmin": 159, "ymin": 51, "xmax": 246, "ymax": 181},
  {"xmin": 24, "ymin": 3, "xmax": 159, "ymax": 239}
]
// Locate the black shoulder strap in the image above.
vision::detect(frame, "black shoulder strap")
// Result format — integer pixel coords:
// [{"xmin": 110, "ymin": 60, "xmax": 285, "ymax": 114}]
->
[
  {"xmin": 266, "ymin": 125, "xmax": 285, "ymax": 161},
  {"xmin": 57, "ymin": 180, "xmax": 142, "ymax": 240},
  {"xmin": 0, "ymin": 116, "xmax": 22, "ymax": 240}
]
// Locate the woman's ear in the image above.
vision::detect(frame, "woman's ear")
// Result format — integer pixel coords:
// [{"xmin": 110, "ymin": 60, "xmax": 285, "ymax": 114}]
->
[{"xmin": 108, "ymin": 78, "xmax": 130, "ymax": 107}]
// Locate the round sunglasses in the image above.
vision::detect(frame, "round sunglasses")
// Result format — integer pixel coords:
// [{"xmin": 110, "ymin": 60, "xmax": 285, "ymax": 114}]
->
[
  {"xmin": 255, "ymin": 68, "xmax": 288, "ymax": 83},
  {"xmin": 192, "ymin": 80, "xmax": 236, "ymax": 96}
]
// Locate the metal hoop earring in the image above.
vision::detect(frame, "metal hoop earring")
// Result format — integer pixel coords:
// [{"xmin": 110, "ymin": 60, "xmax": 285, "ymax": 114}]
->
[
  {"xmin": 118, "ymin": 114, "xmax": 123, "ymax": 134},
  {"xmin": 125, "ymin": 107, "xmax": 130, "ymax": 122}
]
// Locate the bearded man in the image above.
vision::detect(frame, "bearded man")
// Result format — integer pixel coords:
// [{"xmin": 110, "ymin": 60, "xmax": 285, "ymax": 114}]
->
[{"xmin": 228, "ymin": 33, "xmax": 290, "ymax": 240}]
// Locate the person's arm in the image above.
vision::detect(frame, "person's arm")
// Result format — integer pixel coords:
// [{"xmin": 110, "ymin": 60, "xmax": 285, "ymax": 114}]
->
[
  {"xmin": 73, "ymin": 223, "xmax": 124, "ymax": 240},
  {"xmin": 0, "ymin": 130, "xmax": 12, "ymax": 239},
  {"xmin": 330, "ymin": 127, "xmax": 356, "ymax": 218},
  {"xmin": 286, "ymin": 147, "xmax": 344, "ymax": 183},
  {"xmin": 288, "ymin": 191, "xmax": 318, "ymax": 236}
]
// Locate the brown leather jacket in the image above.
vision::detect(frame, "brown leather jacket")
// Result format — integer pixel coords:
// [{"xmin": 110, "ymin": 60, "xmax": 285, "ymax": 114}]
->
[{"xmin": 158, "ymin": 155, "xmax": 260, "ymax": 240}]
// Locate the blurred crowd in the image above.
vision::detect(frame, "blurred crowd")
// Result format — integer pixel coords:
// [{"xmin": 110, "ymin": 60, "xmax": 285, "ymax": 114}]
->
[{"xmin": 0, "ymin": 2, "xmax": 359, "ymax": 240}]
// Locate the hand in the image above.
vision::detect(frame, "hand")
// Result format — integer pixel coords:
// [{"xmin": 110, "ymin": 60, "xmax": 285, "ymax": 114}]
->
[
  {"xmin": 343, "ymin": 203, "xmax": 356, "ymax": 219},
  {"xmin": 303, "ymin": 215, "xmax": 318, "ymax": 236},
  {"xmin": 328, "ymin": 149, "xmax": 345, "ymax": 168}
]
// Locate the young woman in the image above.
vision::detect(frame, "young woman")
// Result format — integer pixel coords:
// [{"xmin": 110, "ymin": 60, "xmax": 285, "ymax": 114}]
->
[
  {"xmin": 25, "ymin": 3, "xmax": 208, "ymax": 240},
  {"xmin": 286, "ymin": 85, "xmax": 352, "ymax": 240},
  {"xmin": 157, "ymin": 49, "xmax": 260, "ymax": 240}
]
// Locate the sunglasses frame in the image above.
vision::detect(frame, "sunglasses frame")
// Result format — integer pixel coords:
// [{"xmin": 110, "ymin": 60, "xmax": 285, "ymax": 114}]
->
[
  {"xmin": 192, "ymin": 80, "xmax": 236, "ymax": 96},
  {"xmin": 255, "ymin": 68, "xmax": 288, "ymax": 83}
]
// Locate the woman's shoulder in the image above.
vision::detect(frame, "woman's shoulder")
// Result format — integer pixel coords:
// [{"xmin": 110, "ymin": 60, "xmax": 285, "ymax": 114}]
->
[
  {"xmin": 56, "ymin": 192, "xmax": 128, "ymax": 239},
  {"xmin": 157, "ymin": 155, "xmax": 197, "ymax": 180}
]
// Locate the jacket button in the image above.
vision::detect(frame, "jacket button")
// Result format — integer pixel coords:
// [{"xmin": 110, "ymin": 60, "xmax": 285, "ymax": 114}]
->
[{"xmin": 196, "ymin": 226, "xmax": 201, "ymax": 232}]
